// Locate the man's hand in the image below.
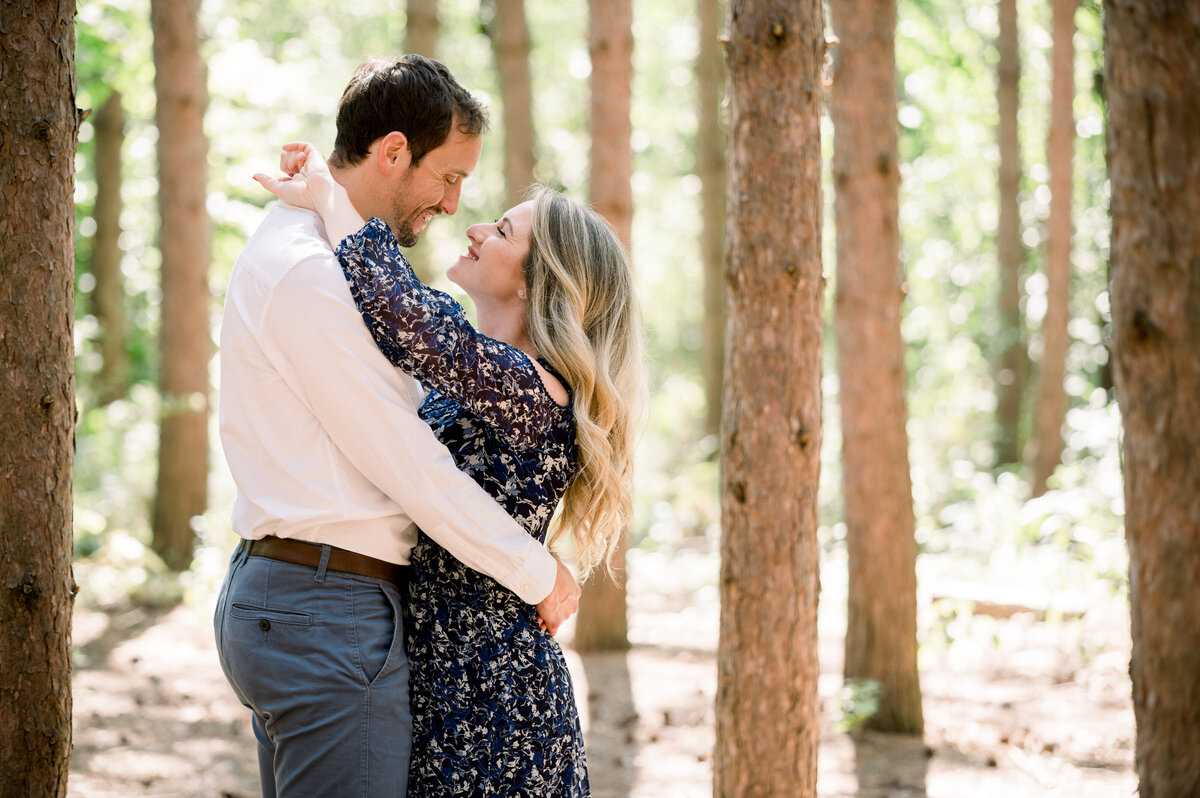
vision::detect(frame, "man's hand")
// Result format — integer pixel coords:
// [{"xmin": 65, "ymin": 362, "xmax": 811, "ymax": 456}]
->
[{"xmin": 535, "ymin": 558, "xmax": 581, "ymax": 636}]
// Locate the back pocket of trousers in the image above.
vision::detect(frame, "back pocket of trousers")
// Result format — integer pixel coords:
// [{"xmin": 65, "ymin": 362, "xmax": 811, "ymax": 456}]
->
[{"xmin": 230, "ymin": 603, "xmax": 313, "ymax": 625}]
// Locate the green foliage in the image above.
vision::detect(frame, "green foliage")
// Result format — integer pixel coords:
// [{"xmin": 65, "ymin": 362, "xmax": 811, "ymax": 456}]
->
[
  {"xmin": 75, "ymin": 0, "xmax": 160, "ymax": 403},
  {"xmin": 835, "ymin": 679, "xmax": 885, "ymax": 735},
  {"xmin": 72, "ymin": 385, "xmax": 173, "ymax": 606},
  {"xmin": 72, "ymin": 0, "xmax": 1123, "ymax": 624}
]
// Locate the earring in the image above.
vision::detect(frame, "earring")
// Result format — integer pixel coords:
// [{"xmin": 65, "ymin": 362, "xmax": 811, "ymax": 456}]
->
[{"xmin": 518, "ymin": 289, "xmax": 527, "ymax": 300}]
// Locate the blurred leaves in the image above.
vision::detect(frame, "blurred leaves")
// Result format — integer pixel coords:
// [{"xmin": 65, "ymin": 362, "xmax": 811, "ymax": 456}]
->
[
  {"xmin": 72, "ymin": 0, "xmax": 1121, "ymax": 633},
  {"xmin": 835, "ymin": 679, "xmax": 884, "ymax": 735}
]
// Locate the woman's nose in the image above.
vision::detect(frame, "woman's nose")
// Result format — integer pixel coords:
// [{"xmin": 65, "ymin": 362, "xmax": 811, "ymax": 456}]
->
[{"xmin": 466, "ymin": 223, "xmax": 497, "ymax": 243}]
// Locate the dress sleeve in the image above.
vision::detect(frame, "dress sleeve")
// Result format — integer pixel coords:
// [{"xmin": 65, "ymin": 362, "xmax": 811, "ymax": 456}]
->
[{"xmin": 336, "ymin": 217, "xmax": 562, "ymax": 450}]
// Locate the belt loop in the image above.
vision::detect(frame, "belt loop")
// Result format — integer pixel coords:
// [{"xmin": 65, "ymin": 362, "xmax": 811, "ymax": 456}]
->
[{"xmin": 314, "ymin": 544, "xmax": 331, "ymax": 583}]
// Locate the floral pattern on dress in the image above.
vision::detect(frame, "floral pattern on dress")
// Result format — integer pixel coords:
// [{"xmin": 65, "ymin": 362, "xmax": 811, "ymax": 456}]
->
[{"xmin": 338, "ymin": 218, "xmax": 589, "ymax": 797}]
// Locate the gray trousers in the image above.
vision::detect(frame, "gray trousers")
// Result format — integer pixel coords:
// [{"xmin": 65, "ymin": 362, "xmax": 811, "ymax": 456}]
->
[{"xmin": 214, "ymin": 543, "xmax": 412, "ymax": 797}]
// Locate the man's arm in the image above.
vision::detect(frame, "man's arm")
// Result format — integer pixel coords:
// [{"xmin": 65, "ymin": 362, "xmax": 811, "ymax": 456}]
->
[{"xmin": 259, "ymin": 250, "xmax": 575, "ymax": 613}]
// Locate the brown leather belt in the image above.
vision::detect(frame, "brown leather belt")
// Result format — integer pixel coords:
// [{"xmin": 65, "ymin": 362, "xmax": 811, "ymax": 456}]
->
[{"xmin": 243, "ymin": 535, "xmax": 409, "ymax": 585}]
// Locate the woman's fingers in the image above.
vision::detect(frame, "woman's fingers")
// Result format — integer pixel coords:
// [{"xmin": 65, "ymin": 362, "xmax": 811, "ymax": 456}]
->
[
  {"xmin": 253, "ymin": 172, "xmax": 280, "ymax": 197},
  {"xmin": 282, "ymin": 142, "xmax": 330, "ymax": 177},
  {"xmin": 254, "ymin": 172, "xmax": 292, "ymax": 198},
  {"xmin": 280, "ymin": 150, "xmax": 307, "ymax": 177},
  {"xmin": 260, "ymin": 142, "xmax": 331, "ymax": 212},
  {"xmin": 253, "ymin": 172, "xmax": 316, "ymax": 211}
]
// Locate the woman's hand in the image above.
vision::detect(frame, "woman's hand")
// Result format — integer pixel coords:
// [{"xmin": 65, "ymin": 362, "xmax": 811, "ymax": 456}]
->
[
  {"xmin": 254, "ymin": 142, "xmax": 365, "ymax": 245},
  {"xmin": 253, "ymin": 142, "xmax": 338, "ymax": 212}
]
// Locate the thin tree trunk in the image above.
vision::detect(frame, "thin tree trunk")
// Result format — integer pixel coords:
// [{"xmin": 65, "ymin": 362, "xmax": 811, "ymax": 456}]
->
[
  {"xmin": 714, "ymin": 2, "xmax": 825, "ymax": 795},
  {"xmin": 830, "ymin": 0, "xmax": 924, "ymax": 735},
  {"xmin": 91, "ymin": 89, "xmax": 128, "ymax": 405},
  {"xmin": 151, "ymin": 0, "xmax": 210, "ymax": 572},
  {"xmin": 587, "ymin": 0, "xmax": 634, "ymax": 239},
  {"xmin": 0, "ymin": 1, "xmax": 78, "ymax": 793},
  {"xmin": 1030, "ymin": 0, "xmax": 1075, "ymax": 497},
  {"xmin": 574, "ymin": 0, "xmax": 634, "ymax": 653},
  {"xmin": 489, "ymin": 0, "xmax": 536, "ymax": 209},
  {"xmin": 404, "ymin": 0, "xmax": 439, "ymax": 284},
  {"xmin": 405, "ymin": 0, "xmax": 439, "ymax": 59},
  {"xmin": 995, "ymin": 0, "xmax": 1025, "ymax": 466},
  {"xmin": 572, "ymin": 538, "xmax": 630, "ymax": 652},
  {"xmin": 698, "ymin": 0, "xmax": 726, "ymax": 439},
  {"xmin": 1106, "ymin": 1, "xmax": 1200, "ymax": 794}
]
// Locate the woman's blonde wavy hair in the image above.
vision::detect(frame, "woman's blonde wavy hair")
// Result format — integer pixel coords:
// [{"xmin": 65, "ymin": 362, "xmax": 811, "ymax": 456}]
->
[{"xmin": 523, "ymin": 186, "xmax": 646, "ymax": 580}]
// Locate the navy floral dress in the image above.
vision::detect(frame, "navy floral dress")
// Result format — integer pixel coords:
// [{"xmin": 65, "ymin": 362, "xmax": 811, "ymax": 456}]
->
[{"xmin": 336, "ymin": 218, "xmax": 590, "ymax": 797}]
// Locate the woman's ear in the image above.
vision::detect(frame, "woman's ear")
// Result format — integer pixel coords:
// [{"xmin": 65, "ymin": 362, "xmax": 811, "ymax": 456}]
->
[{"xmin": 377, "ymin": 131, "xmax": 412, "ymax": 175}]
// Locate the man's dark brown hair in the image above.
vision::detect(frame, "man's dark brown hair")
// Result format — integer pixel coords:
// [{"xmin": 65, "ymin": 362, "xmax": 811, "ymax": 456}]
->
[{"xmin": 329, "ymin": 55, "xmax": 489, "ymax": 168}]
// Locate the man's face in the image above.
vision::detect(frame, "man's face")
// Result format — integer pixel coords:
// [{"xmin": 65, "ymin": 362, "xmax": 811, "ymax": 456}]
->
[{"xmin": 386, "ymin": 128, "xmax": 483, "ymax": 247}]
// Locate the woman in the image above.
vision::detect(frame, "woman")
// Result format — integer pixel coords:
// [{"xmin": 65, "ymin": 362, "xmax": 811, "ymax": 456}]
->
[{"xmin": 257, "ymin": 143, "xmax": 644, "ymax": 796}]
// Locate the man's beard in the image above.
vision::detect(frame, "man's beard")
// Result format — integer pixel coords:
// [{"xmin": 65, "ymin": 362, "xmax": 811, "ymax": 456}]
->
[
  {"xmin": 390, "ymin": 206, "xmax": 434, "ymax": 248},
  {"xmin": 388, "ymin": 168, "xmax": 437, "ymax": 247},
  {"xmin": 391, "ymin": 215, "xmax": 421, "ymax": 248}
]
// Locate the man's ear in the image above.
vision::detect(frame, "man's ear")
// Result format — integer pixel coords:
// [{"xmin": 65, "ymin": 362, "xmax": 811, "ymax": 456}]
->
[{"xmin": 377, "ymin": 131, "xmax": 412, "ymax": 175}]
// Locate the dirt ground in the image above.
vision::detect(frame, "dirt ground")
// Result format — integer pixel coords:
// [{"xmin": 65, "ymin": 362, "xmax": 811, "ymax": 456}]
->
[{"xmin": 67, "ymin": 576, "xmax": 1136, "ymax": 798}]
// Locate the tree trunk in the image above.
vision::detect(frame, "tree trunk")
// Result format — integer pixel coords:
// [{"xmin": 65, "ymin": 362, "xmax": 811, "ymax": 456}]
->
[
  {"xmin": 1106, "ymin": 2, "xmax": 1200, "ymax": 795},
  {"xmin": 587, "ymin": 0, "xmax": 634, "ymax": 240},
  {"xmin": 829, "ymin": 0, "xmax": 924, "ymax": 735},
  {"xmin": 489, "ymin": 0, "xmax": 536, "ymax": 210},
  {"xmin": 572, "ymin": 539, "xmax": 630, "ymax": 652},
  {"xmin": 714, "ymin": 2, "xmax": 825, "ymax": 795},
  {"xmin": 91, "ymin": 89, "xmax": 128, "ymax": 406},
  {"xmin": 1030, "ymin": 0, "xmax": 1075, "ymax": 497},
  {"xmin": 698, "ymin": 0, "xmax": 727, "ymax": 439},
  {"xmin": 150, "ymin": 0, "xmax": 210, "ymax": 572},
  {"xmin": 574, "ymin": 0, "xmax": 634, "ymax": 653},
  {"xmin": 403, "ymin": 0, "xmax": 439, "ymax": 284},
  {"xmin": 0, "ymin": 1, "xmax": 78, "ymax": 793},
  {"xmin": 994, "ymin": 0, "xmax": 1026, "ymax": 467},
  {"xmin": 405, "ymin": 0, "xmax": 439, "ymax": 59}
]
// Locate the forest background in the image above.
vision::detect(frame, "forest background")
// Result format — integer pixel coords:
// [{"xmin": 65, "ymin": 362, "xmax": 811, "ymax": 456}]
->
[{"xmin": 63, "ymin": 0, "xmax": 1132, "ymax": 794}]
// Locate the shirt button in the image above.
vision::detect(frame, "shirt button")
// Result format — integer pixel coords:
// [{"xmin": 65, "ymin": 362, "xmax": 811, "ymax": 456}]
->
[{"xmin": 258, "ymin": 619, "xmax": 271, "ymax": 632}]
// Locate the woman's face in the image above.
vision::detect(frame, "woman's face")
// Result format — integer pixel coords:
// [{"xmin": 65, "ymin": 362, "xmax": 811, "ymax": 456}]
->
[{"xmin": 448, "ymin": 201, "xmax": 534, "ymax": 305}]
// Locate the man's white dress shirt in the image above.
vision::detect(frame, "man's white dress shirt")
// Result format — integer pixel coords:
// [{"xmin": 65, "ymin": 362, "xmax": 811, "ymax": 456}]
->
[{"xmin": 218, "ymin": 202, "xmax": 556, "ymax": 604}]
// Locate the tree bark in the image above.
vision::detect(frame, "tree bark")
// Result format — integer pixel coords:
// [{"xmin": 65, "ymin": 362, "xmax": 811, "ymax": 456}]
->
[
  {"xmin": 587, "ymin": 0, "xmax": 634, "ymax": 242},
  {"xmin": 995, "ymin": 0, "xmax": 1026, "ymax": 466},
  {"xmin": 829, "ymin": 0, "xmax": 924, "ymax": 735},
  {"xmin": 574, "ymin": 0, "xmax": 634, "ymax": 653},
  {"xmin": 0, "ymin": 1, "xmax": 78, "ymax": 793},
  {"xmin": 150, "ymin": 0, "xmax": 210, "ymax": 572},
  {"xmin": 1106, "ymin": 1, "xmax": 1200, "ymax": 795},
  {"xmin": 403, "ymin": 0, "xmax": 438, "ymax": 284},
  {"xmin": 714, "ymin": 2, "xmax": 824, "ymax": 795},
  {"xmin": 698, "ymin": 0, "xmax": 727, "ymax": 439},
  {"xmin": 405, "ymin": 0, "xmax": 439, "ymax": 60},
  {"xmin": 1030, "ymin": 0, "xmax": 1075, "ymax": 497},
  {"xmin": 91, "ymin": 89, "xmax": 128, "ymax": 406},
  {"xmin": 572, "ymin": 539, "xmax": 630, "ymax": 652},
  {"xmin": 489, "ymin": 0, "xmax": 536, "ymax": 209}
]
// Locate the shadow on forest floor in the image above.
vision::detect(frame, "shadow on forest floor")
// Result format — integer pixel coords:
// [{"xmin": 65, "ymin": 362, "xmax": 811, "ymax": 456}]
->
[{"xmin": 67, "ymin": 586, "xmax": 1136, "ymax": 798}]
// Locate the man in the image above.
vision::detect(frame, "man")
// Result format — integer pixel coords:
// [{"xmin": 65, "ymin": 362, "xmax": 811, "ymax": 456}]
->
[{"xmin": 214, "ymin": 55, "xmax": 580, "ymax": 797}]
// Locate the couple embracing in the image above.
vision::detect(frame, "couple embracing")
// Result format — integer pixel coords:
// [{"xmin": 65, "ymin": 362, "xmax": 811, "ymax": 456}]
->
[{"xmin": 214, "ymin": 54, "xmax": 644, "ymax": 797}]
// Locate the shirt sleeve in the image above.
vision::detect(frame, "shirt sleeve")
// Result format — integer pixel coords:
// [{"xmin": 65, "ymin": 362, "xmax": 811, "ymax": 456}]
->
[
  {"xmin": 257, "ymin": 250, "xmax": 557, "ymax": 604},
  {"xmin": 336, "ymin": 218, "xmax": 562, "ymax": 451}
]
